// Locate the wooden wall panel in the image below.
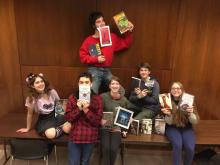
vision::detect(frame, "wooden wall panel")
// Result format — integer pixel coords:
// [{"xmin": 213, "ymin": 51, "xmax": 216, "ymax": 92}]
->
[
  {"xmin": 172, "ymin": 0, "xmax": 220, "ymax": 119},
  {"xmin": 0, "ymin": 0, "xmax": 24, "ymax": 116},
  {"xmin": 14, "ymin": 0, "xmax": 96, "ymax": 66}
]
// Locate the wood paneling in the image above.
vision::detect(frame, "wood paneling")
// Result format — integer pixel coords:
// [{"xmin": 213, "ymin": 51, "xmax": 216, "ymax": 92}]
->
[
  {"xmin": 0, "ymin": 0, "xmax": 23, "ymax": 116},
  {"xmin": 172, "ymin": 0, "xmax": 220, "ymax": 119},
  {"xmin": 14, "ymin": 0, "xmax": 96, "ymax": 66}
]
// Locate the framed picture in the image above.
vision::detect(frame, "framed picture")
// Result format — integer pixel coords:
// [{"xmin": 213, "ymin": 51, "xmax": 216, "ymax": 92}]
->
[
  {"xmin": 114, "ymin": 107, "xmax": 134, "ymax": 129},
  {"xmin": 97, "ymin": 26, "xmax": 112, "ymax": 47}
]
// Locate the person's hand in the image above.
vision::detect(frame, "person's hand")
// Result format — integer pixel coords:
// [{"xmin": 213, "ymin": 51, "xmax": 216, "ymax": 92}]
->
[
  {"xmin": 77, "ymin": 100, "xmax": 83, "ymax": 110},
  {"xmin": 16, "ymin": 128, "xmax": 30, "ymax": 133},
  {"xmin": 101, "ymin": 119, "xmax": 107, "ymax": 126},
  {"xmin": 98, "ymin": 55, "xmax": 105, "ymax": 63},
  {"xmin": 186, "ymin": 106, "xmax": 194, "ymax": 114},
  {"xmin": 128, "ymin": 21, "xmax": 134, "ymax": 32},
  {"xmin": 81, "ymin": 100, "xmax": 90, "ymax": 114},
  {"xmin": 161, "ymin": 108, "xmax": 171, "ymax": 115}
]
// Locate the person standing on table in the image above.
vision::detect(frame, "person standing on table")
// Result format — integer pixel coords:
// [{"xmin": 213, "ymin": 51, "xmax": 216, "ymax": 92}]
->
[
  {"xmin": 100, "ymin": 76, "xmax": 137, "ymax": 165},
  {"xmin": 161, "ymin": 82, "xmax": 199, "ymax": 165},
  {"xmin": 79, "ymin": 11, "xmax": 134, "ymax": 94},
  {"xmin": 129, "ymin": 62, "xmax": 161, "ymax": 120},
  {"xmin": 17, "ymin": 73, "xmax": 71, "ymax": 139},
  {"xmin": 65, "ymin": 72, "xmax": 103, "ymax": 165}
]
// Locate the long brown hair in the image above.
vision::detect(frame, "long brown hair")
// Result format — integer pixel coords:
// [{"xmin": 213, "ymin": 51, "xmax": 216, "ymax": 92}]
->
[{"xmin": 26, "ymin": 73, "xmax": 51, "ymax": 102}]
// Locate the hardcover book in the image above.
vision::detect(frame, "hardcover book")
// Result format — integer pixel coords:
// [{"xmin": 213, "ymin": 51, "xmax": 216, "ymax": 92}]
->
[
  {"xmin": 102, "ymin": 112, "xmax": 114, "ymax": 128},
  {"xmin": 159, "ymin": 93, "xmax": 172, "ymax": 110},
  {"xmin": 114, "ymin": 106, "xmax": 134, "ymax": 129},
  {"xmin": 154, "ymin": 118, "xmax": 166, "ymax": 135},
  {"xmin": 130, "ymin": 119, "xmax": 140, "ymax": 136},
  {"xmin": 97, "ymin": 26, "xmax": 112, "ymax": 47},
  {"xmin": 88, "ymin": 43, "xmax": 101, "ymax": 56},
  {"xmin": 140, "ymin": 119, "xmax": 152, "ymax": 134},
  {"xmin": 179, "ymin": 93, "xmax": 194, "ymax": 111},
  {"xmin": 131, "ymin": 77, "xmax": 141, "ymax": 88},
  {"xmin": 55, "ymin": 99, "xmax": 68, "ymax": 116},
  {"xmin": 113, "ymin": 11, "xmax": 130, "ymax": 34},
  {"xmin": 79, "ymin": 85, "xmax": 91, "ymax": 103}
]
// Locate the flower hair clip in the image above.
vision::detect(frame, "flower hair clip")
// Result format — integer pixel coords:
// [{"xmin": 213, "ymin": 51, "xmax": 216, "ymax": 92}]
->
[{"xmin": 38, "ymin": 73, "xmax": 43, "ymax": 77}]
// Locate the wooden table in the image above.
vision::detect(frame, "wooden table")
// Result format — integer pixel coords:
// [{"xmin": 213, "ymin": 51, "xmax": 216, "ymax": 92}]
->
[{"xmin": 1, "ymin": 113, "xmax": 220, "ymax": 165}]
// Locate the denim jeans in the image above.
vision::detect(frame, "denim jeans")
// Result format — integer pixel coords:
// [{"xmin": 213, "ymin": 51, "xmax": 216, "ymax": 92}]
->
[
  {"xmin": 165, "ymin": 125, "xmax": 195, "ymax": 165},
  {"xmin": 88, "ymin": 67, "xmax": 112, "ymax": 94},
  {"xmin": 68, "ymin": 141, "xmax": 95, "ymax": 165}
]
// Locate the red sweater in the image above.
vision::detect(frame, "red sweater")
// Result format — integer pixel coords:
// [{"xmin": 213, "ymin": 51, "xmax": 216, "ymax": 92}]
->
[
  {"xmin": 79, "ymin": 32, "xmax": 132, "ymax": 67},
  {"xmin": 65, "ymin": 94, "xmax": 103, "ymax": 143}
]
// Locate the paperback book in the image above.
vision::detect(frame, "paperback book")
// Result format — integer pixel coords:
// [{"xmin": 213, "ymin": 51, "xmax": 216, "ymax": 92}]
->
[
  {"xmin": 154, "ymin": 118, "xmax": 166, "ymax": 135},
  {"xmin": 79, "ymin": 85, "xmax": 91, "ymax": 103},
  {"xmin": 55, "ymin": 99, "xmax": 68, "ymax": 116},
  {"xmin": 140, "ymin": 119, "xmax": 152, "ymax": 134},
  {"xmin": 130, "ymin": 119, "xmax": 140, "ymax": 136},
  {"xmin": 113, "ymin": 11, "xmax": 130, "ymax": 34},
  {"xmin": 179, "ymin": 93, "xmax": 194, "ymax": 111},
  {"xmin": 159, "ymin": 93, "xmax": 172, "ymax": 110},
  {"xmin": 102, "ymin": 112, "xmax": 114, "ymax": 128},
  {"xmin": 131, "ymin": 77, "xmax": 141, "ymax": 88},
  {"xmin": 88, "ymin": 43, "xmax": 101, "ymax": 56},
  {"xmin": 97, "ymin": 26, "xmax": 112, "ymax": 47}
]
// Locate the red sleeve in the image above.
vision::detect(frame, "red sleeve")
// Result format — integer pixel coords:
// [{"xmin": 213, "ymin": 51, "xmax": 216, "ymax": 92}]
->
[
  {"xmin": 79, "ymin": 37, "xmax": 99, "ymax": 65},
  {"xmin": 85, "ymin": 95, "xmax": 103, "ymax": 127},
  {"xmin": 113, "ymin": 32, "xmax": 133, "ymax": 52},
  {"xmin": 64, "ymin": 95, "xmax": 83, "ymax": 123}
]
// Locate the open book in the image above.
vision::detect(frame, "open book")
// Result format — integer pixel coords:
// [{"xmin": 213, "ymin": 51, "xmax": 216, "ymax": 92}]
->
[
  {"xmin": 55, "ymin": 99, "xmax": 68, "ymax": 116},
  {"xmin": 179, "ymin": 93, "xmax": 194, "ymax": 111},
  {"xmin": 113, "ymin": 11, "xmax": 130, "ymax": 34},
  {"xmin": 159, "ymin": 93, "xmax": 172, "ymax": 110}
]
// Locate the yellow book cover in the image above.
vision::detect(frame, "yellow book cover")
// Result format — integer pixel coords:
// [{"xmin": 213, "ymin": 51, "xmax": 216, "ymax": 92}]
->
[{"xmin": 113, "ymin": 11, "xmax": 129, "ymax": 34}]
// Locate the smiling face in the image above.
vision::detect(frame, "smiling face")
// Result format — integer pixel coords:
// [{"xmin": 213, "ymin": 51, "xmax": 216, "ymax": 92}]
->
[
  {"xmin": 94, "ymin": 16, "xmax": 106, "ymax": 29},
  {"xmin": 170, "ymin": 82, "xmax": 183, "ymax": 99},
  {"xmin": 139, "ymin": 67, "xmax": 151, "ymax": 80},
  {"xmin": 32, "ymin": 77, "xmax": 45, "ymax": 93},
  {"xmin": 109, "ymin": 80, "xmax": 120, "ymax": 93}
]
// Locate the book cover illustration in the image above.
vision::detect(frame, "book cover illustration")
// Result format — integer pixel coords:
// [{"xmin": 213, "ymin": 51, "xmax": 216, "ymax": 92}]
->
[
  {"xmin": 130, "ymin": 119, "xmax": 140, "ymax": 136},
  {"xmin": 179, "ymin": 93, "xmax": 194, "ymax": 111},
  {"xmin": 97, "ymin": 26, "xmax": 112, "ymax": 47},
  {"xmin": 79, "ymin": 85, "xmax": 91, "ymax": 103},
  {"xmin": 88, "ymin": 43, "xmax": 101, "ymax": 56},
  {"xmin": 114, "ymin": 106, "xmax": 134, "ymax": 129},
  {"xmin": 140, "ymin": 119, "xmax": 152, "ymax": 134},
  {"xmin": 159, "ymin": 93, "xmax": 172, "ymax": 110},
  {"xmin": 113, "ymin": 11, "xmax": 130, "ymax": 34},
  {"xmin": 55, "ymin": 99, "xmax": 68, "ymax": 116},
  {"xmin": 143, "ymin": 78, "xmax": 154, "ymax": 94},
  {"xmin": 131, "ymin": 77, "xmax": 141, "ymax": 88},
  {"xmin": 154, "ymin": 118, "xmax": 166, "ymax": 135},
  {"xmin": 102, "ymin": 112, "xmax": 114, "ymax": 128}
]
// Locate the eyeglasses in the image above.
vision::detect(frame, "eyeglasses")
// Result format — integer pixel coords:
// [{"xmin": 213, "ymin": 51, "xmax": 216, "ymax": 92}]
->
[{"xmin": 171, "ymin": 87, "xmax": 181, "ymax": 90}]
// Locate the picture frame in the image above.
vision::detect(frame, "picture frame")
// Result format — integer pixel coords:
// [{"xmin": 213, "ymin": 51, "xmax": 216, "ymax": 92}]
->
[
  {"xmin": 114, "ymin": 106, "xmax": 134, "ymax": 129},
  {"xmin": 97, "ymin": 26, "xmax": 112, "ymax": 47}
]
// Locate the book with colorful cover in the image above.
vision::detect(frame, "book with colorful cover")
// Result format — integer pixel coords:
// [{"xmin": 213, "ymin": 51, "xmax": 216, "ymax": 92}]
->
[
  {"xmin": 179, "ymin": 93, "xmax": 194, "ymax": 111},
  {"xmin": 159, "ymin": 93, "xmax": 172, "ymax": 110},
  {"xmin": 113, "ymin": 11, "xmax": 130, "ymax": 34},
  {"xmin": 97, "ymin": 26, "xmax": 112, "ymax": 47},
  {"xmin": 55, "ymin": 99, "xmax": 68, "ymax": 116},
  {"xmin": 79, "ymin": 85, "xmax": 91, "ymax": 103},
  {"xmin": 102, "ymin": 112, "xmax": 114, "ymax": 128},
  {"xmin": 88, "ymin": 43, "xmax": 101, "ymax": 56}
]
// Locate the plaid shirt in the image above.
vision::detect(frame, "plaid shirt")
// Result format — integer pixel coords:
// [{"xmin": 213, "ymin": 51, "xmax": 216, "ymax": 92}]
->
[{"xmin": 65, "ymin": 94, "xmax": 103, "ymax": 143}]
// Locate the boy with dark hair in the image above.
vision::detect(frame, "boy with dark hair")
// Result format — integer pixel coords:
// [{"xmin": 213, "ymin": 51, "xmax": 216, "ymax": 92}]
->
[
  {"xmin": 79, "ymin": 11, "xmax": 134, "ymax": 94},
  {"xmin": 65, "ymin": 72, "xmax": 103, "ymax": 165}
]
